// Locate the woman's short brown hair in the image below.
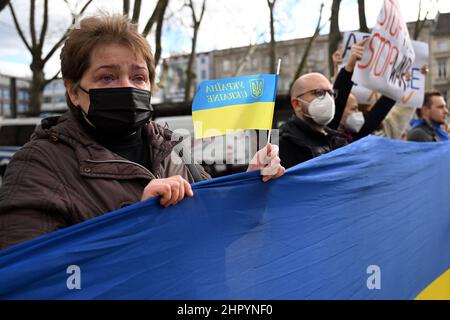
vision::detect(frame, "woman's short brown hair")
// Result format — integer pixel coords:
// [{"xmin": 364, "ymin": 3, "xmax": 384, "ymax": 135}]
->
[{"xmin": 60, "ymin": 14, "xmax": 156, "ymax": 108}]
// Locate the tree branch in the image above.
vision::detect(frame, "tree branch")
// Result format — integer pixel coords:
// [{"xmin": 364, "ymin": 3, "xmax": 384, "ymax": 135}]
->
[
  {"xmin": 291, "ymin": 3, "xmax": 327, "ymax": 87},
  {"xmin": 8, "ymin": 2, "xmax": 33, "ymax": 53},
  {"xmin": 0, "ymin": 0, "xmax": 10, "ymax": 12},
  {"xmin": 198, "ymin": 0, "xmax": 206, "ymax": 25},
  {"xmin": 154, "ymin": 0, "xmax": 169, "ymax": 66},
  {"xmin": 358, "ymin": 0, "xmax": 369, "ymax": 32},
  {"xmin": 123, "ymin": 0, "xmax": 130, "ymax": 16},
  {"xmin": 30, "ymin": 0, "xmax": 37, "ymax": 47},
  {"xmin": 38, "ymin": 0, "xmax": 49, "ymax": 50},
  {"xmin": 142, "ymin": 0, "xmax": 168, "ymax": 38},
  {"xmin": 43, "ymin": 0, "xmax": 93, "ymax": 64},
  {"xmin": 44, "ymin": 70, "xmax": 61, "ymax": 87},
  {"xmin": 131, "ymin": 0, "xmax": 142, "ymax": 24},
  {"xmin": 267, "ymin": 0, "xmax": 277, "ymax": 73},
  {"xmin": 328, "ymin": 0, "xmax": 342, "ymax": 77}
]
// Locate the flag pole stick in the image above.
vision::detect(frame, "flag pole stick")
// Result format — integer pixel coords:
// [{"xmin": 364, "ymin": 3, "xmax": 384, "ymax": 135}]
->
[{"xmin": 267, "ymin": 58, "xmax": 281, "ymax": 145}]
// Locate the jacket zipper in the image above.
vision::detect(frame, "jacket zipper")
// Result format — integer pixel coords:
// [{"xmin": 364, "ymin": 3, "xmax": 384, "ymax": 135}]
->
[{"xmin": 85, "ymin": 159, "xmax": 157, "ymax": 180}]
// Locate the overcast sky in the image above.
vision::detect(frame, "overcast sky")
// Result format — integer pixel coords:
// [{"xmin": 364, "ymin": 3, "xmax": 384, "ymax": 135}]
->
[{"xmin": 0, "ymin": 0, "xmax": 448, "ymax": 78}]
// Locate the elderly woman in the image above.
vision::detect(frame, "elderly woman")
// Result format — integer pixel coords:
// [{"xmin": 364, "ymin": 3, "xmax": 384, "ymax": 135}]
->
[{"xmin": 0, "ymin": 14, "xmax": 284, "ymax": 250}]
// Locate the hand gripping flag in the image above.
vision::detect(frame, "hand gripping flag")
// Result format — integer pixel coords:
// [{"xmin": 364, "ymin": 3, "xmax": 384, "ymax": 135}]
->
[{"xmin": 191, "ymin": 74, "xmax": 278, "ymax": 139}]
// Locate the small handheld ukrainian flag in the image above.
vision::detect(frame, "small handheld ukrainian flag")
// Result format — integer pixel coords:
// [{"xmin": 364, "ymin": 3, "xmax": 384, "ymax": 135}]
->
[{"xmin": 192, "ymin": 74, "xmax": 278, "ymax": 139}]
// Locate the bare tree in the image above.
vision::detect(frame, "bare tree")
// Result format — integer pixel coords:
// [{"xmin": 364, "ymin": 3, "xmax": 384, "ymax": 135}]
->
[
  {"xmin": 184, "ymin": 0, "xmax": 206, "ymax": 103},
  {"xmin": 231, "ymin": 29, "xmax": 265, "ymax": 77},
  {"xmin": 328, "ymin": 0, "xmax": 342, "ymax": 77},
  {"xmin": 233, "ymin": 44, "xmax": 257, "ymax": 76},
  {"xmin": 8, "ymin": 0, "xmax": 92, "ymax": 115},
  {"xmin": 0, "ymin": 0, "xmax": 10, "ymax": 12},
  {"xmin": 123, "ymin": 0, "xmax": 130, "ymax": 16},
  {"xmin": 267, "ymin": 0, "xmax": 277, "ymax": 74},
  {"xmin": 131, "ymin": 0, "xmax": 142, "ymax": 23},
  {"xmin": 123, "ymin": 0, "xmax": 169, "ymax": 66},
  {"xmin": 357, "ymin": 0, "xmax": 369, "ymax": 32},
  {"xmin": 413, "ymin": 0, "xmax": 434, "ymax": 40},
  {"xmin": 291, "ymin": 3, "xmax": 327, "ymax": 88},
  {"xmin": 146, "ymin": 0, "xmax": 169, "ymax": 66}
]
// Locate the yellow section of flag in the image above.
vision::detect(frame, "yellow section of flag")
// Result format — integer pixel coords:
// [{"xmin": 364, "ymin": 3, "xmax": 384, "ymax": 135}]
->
[
  {"xmin": 415, "ymin": 269, "xmax": 450, "ymax": 300},
  {"xmin": 192, "ymin": 102, "xmax": 275, "ymax": 139}
]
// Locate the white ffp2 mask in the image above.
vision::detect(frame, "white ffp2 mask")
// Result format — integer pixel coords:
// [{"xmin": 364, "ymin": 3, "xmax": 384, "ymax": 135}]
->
[
  {"xmin": 344, "ymin": 111, "xmax": 365, "ymax": 133},
  {"xmin": 300, "ymin": 93, "xmax": 335, "ymax": 126}
]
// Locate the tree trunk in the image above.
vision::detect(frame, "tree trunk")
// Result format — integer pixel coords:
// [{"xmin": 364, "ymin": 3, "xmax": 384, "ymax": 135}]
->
[
  {"xmin": 358, "ymin": 0, "xmax": 369, "ymax": 32},
  {"xmin": 0, "ymin": 0, "xmax": 9, "ymax": 12},
  {"xmin": 131, "ymin": 0, "xmax": 142, "ymax": 24},
  {"xmin": 8, "ymin": 0, "xmax": 92, "ymax": 115},
  {"xmin": 29, "ymin": 58, "xmax": 45, "ymax": 116},
  {"xmin": 233, "ymin": 43, "xmax": 257, "ymax": 76},
  {"xmin": 123, "ymin": 0, "xmax": 130, "ymax": 16},
  {"xmin": 268, "ymin": 0, "xmax": 277, "ymax": 74},
  {"xmin": 291, "ymin": 3, "xmax": 325, "ymax": 88},
  {"xmin": 184, "ymin": 0, "xmax": 206, "ymax": 104},
  {"xmin": 328, "ymin": 0, "xmax": 342, "ymax": 77},
  {"xmin": 184, "ymin": 25, "xmax": 198, "ymax": 103},
  {"xmin": 413, "ymin": 0, "xmax": 429, "ymax": 40},
  {"xmin": 153, "ymin": 0, "xmax": 169, "ymax": 66}
]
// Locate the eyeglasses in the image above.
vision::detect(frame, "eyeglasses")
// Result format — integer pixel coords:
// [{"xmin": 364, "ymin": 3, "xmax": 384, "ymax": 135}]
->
[{"xmin": 297, "ymin": 88, "xmax": 337, "ymax": 99}]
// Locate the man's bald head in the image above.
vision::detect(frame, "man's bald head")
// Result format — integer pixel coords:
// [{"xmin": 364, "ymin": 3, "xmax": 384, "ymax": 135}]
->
[
  {"xmin": 290, "ymin": 73, "xmax": 332, "ymax": 98},
  {"xmin": 290, "ymin": 73, "xmax": 333, "ymax": 117}
]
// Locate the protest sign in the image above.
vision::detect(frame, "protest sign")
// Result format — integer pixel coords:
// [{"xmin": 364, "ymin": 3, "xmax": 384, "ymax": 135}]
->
[
  {"xmin": 352, "ymin": 0, "xmax": 416, "ymax": 102},
  {"xmin": 341, "ymin": 31, "xmax": 428, "ymax": 108}
]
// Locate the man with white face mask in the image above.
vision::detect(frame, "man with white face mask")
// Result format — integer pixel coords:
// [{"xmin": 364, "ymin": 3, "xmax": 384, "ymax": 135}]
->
[{"xmin": 279, "ymin": 73, "xmax": 348, "ymax": 169}]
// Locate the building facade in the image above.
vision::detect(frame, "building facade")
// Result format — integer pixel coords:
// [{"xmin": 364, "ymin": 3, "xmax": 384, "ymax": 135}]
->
[
  {"xmin": 0, "ymin": 13, "xmax": 449, "ymax": 117},
  {"xmin": 0, "ymin": 74, "xmax": 30, "ymax": 118},
  {"xmin": 430, "ymin": 12, "xmax": 450, "ymax": 102},
  {"xmin": 42, "ymin": 79, "xmax": 66, "ymax": 113},
  {"xmin": 161, "ymin": 13, "xmax": 450, "ymax": 104}
]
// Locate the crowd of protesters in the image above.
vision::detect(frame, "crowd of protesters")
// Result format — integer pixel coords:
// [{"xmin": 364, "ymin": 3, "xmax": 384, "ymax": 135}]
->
[
  {"xmin": 0, "ymin": 12, "xmax": 448, "ymax": 250},
  {"xmin": 279, "ymin": 37, "xmax": 449, "ymax": 169}
]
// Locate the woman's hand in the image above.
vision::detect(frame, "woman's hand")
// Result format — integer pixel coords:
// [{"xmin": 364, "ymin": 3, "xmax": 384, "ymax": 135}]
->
[
  {"xmin": 345, "ymin": 38, "xmax": 369, "ymax": 72},
  {"xmin": 247, "ymin": 144, "xmax": 285, "ymax": 182},
  {"xmin": 141, "ymin": 175, "xmax": 193, "ymax": 207}
]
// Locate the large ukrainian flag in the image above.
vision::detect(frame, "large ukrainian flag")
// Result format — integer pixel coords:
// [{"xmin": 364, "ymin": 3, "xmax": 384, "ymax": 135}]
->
[{"xmin": 192, "ymin": 74, "xmax": 278, "ymax": 138}]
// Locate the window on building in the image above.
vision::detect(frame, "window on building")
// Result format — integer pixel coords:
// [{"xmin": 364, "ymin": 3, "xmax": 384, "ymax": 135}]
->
[
  {"xmin": 1, "ymin": 104, "xmax": 11, "ymax": 117},
  {"xmin": 283, "ymin": 78, "xmax": 290, "ymax": 92},
  {"xmin": 438, "ymin": 59, "xmax": 448, "ymax": 79},
  {"xmin": 252, "ymin": 58, "xmax": 258, "ymax": 70},
  {"xmin": 223, "ymin": 59, "xmax": 230, "ymax": 72},
  {"xmin": 20, "ymin": 91, "xmax": 29, "ymax": 100},
  {"xmin": 283, "ymin": 54, "xmax": 290, "ymax": 67},
  {"xmin": 316, "ymin": 48, "xmax": 325, "ymax": 61},
  {"xmin": 437, "ymin": 41, "xmax": 449, "ymax": 52},
  {"xmin": 43, "ymin": 96, "xmax": 52, "ymax": 103},
  {"xmin": 56, "ymin": 96, "xmax": 66, "ymax": 103},
  {"xmin": 201, "ymin": 70, "xmax": 207, "ymax": 80},
  {"xmin": 18, "ymin": 103, "xmax": 28, "ymax": 113}
]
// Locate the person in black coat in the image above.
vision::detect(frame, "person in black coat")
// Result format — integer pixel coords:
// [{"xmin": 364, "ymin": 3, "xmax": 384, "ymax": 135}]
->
[
  {"xmin": 279, "ymin": 72, "xmax": 348, "ymax": 169},
  {"xmin": 279, "ymin": 38, "xmax": 399, "ymax": 169},
  {"xmin": 328, "ymin": 39, "xmax": 396, "ymax": 143}
]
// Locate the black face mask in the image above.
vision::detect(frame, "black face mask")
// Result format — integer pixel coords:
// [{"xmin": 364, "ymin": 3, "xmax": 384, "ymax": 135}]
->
[{"xmin": 79, "ymin": 86, "xmax": 153, "ymax": 138}]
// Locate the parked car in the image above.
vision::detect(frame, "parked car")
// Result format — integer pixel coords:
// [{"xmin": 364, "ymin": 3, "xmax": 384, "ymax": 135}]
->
[{"xmin": 0, "ymin": 117, "xmax": 42, "ymax": 184}]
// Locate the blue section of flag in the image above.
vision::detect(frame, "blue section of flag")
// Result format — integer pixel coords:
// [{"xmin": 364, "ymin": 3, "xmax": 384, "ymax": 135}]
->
[
  {"xmin": 0, "ymin": 136, "xmax": 449, "ymax": 299},
  {"xmin": 192, "ymin": 74, "xmax": 278, "ymax": 111}
]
